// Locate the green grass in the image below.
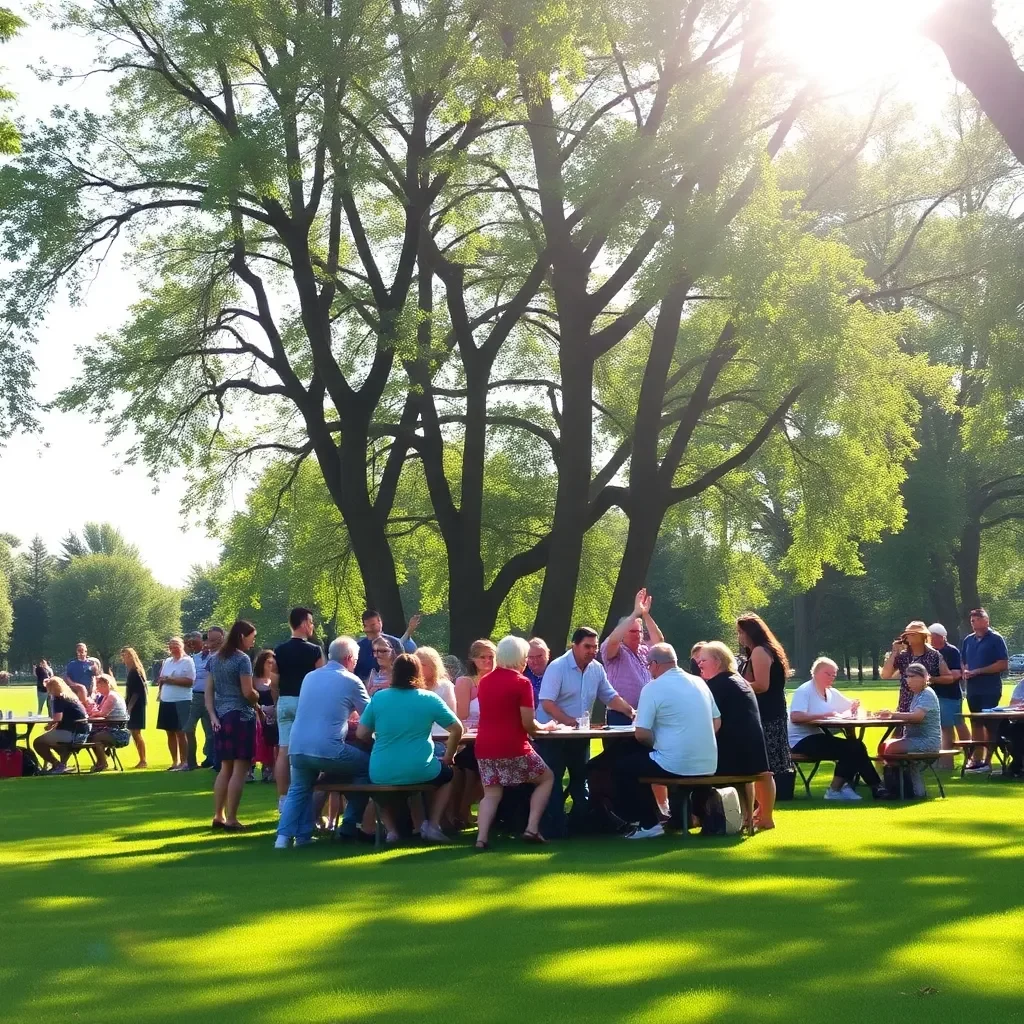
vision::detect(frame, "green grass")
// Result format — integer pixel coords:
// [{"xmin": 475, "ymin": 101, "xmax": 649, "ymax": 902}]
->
[{"xmin": 1, "ymin": 684, "xmax": 1022, "ymax": 1024}]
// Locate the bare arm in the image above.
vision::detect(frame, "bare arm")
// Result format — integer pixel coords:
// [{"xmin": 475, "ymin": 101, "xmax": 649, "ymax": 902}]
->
[
  {"xmin": 540, "ymin": 698, "xmax": 576, "ymax": 727},
  {"xmin": 606, "ymin": 695, "xmax": 635, "ymax": 718},
  {"xmin": 454, "ymin": 677, "xmax": 474, "ymax": 720},
  {"xmin": 239, "ymin": 673, "xmax": 257, "ymax": 705},
  {"xmin": 635, "ymin": 726, "xmax": 654, "ymax": 747},
  {"xmin": 966, "ymin": 659, "xmax": 1009, "ymax": 678},
  {"xmin": 355, "ymin": 722, "xmax": 373, "ymax": 743},
  {"xmin": 712, "ymin": 716, "xmax": 721, "ymax": 734},
  {"xmin": 520, "ymin": 707, "xmax": 558, "ymax": 735},
  {"xmin": 747, "ymin": 647, "xmax": 772, "ymax": 694},
  {"xmin": 934, "ymin": 654, "xmax": 956, "ymax": 682},
  {"xmin": 605, "ymin": 591, "xmax": 648, "ymax": 660},
  {"xmin": 441, "ymin": 719, "xmax": 464, "ymax": 764}
]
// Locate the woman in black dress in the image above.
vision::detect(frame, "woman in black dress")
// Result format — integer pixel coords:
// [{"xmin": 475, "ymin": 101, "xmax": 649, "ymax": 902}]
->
[
  {"xmin": 120, "ymin": 646, "xmax": 149, "ymax": 768},
  {"xmin": 696, "ymin": 641, "xmax": 769, "ymax": 832},
  {"xmin": 737, "ymin": 613, "xmax": 792, "ymax": 830}
]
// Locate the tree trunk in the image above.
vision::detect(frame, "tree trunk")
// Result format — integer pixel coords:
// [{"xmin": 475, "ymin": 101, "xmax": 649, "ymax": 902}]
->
[
  {"xmin": 871, "ymin": 650, "xmax": 879, "ymax": 680},
  {"xmin": 954, "ymin": 520, "xmax": 982, "ymax": 637},
  {"xmin": 926, "ymin": 1, "xmax": 1024, "ymax": 166},
  {"xmin": 600, "ymin": 501, "xmax": 664, "ymax": 639},
  {"xmin": 792, "ymin": 590, "xmax": 814, "ymax": 680},
  {"xmin": 857, "ymin": 653, "xmax": 863, "ymax": 681},
  {"xmin": 927, "ymin": 552, "xmax": 961, "ymax": 634}
]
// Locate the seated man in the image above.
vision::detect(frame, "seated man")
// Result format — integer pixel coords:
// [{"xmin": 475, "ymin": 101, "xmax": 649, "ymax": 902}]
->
[
  {"xmin": 535, "ymin": 627, "xmax": 636, "ymax": 838},
  {"xmin": 1002, "ymin": 677, "xmax": 1024, "ymax": 777},
  {"xmin": 275, "ymin": 636, "xmax": 373, "ymax": 849},
  {"xmin": 612, "ymin": 644, "xmax": 720, "ymax": 839}
]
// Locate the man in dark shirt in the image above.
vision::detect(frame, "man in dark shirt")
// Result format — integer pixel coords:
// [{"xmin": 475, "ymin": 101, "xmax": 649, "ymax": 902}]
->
[
  {"xmin": 354, "ymin": 609, "xmax": 419, "ymax": 682},
  {"xmin": 928, "ymin": 622, "xmax": 968, "ymax": 768},
  {"xmin": 961, "ymin": 607, "xmax": 1009, "ymax": 773},
  {"xmin": 273, "ymin": 607, "xmax": 325, "ymax": 810}
]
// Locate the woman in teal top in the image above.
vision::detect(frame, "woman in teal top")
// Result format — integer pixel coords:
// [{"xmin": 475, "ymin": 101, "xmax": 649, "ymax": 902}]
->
[{"xmin": 357, "ymin": 654, "xmax": 464, "ymax": 844}]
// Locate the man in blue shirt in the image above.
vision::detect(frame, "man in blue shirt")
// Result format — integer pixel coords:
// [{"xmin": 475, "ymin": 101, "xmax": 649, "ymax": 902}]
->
[
  {"xmin": 64, "ymin": 643, "xmax": 98, "ymax": 696},
  {"xmin": 534, "ymin": 627, "xmax": 636, "ymax": 838},
  {"xmin": 524, "ymin": 638, "xmax": 550, "ymax": 703},
  {"xmin": 961, "ymin": 607, "xmax": 1009, "ymax": 774},
  {"xmin": 186, "ymin": 627, "xmax": 222, "ymax": 770},
  {"xmin": 354, "ymin": 609, "xmax": 419, "ymax": 682},
  {"xmin": 275, "ymin": 636, "xmax": 372, "ymax": 848}
]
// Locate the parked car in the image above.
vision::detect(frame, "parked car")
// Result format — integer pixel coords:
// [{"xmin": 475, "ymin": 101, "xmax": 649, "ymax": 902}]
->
[{"xmin": 1009, "ymin": 654, "xmax": 1024, "ymax": 674}]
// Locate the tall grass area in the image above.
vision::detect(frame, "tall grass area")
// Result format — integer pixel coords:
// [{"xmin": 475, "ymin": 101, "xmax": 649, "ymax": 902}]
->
[{"xmin": 1, "ymin": 683, "xmax": 1021, "ymax": 1024}]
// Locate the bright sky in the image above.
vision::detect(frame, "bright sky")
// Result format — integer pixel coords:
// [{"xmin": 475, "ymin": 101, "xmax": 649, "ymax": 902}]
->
[{"xmin": 0, "ymin": 0, "xmax": 1001, "ymax": 585}]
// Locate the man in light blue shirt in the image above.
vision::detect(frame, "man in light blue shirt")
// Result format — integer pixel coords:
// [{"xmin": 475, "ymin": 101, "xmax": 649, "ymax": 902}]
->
[
  {"xmin": 276, "ymin": 636, "xmax": 372, "ymax": 848},
  {"xmin": 534, "ymin": 627, "xmax": 636, "ymax": 838}
]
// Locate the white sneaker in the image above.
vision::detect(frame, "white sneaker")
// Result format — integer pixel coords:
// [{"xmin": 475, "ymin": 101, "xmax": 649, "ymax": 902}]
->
[
  {"xmin": 273, "ymin": 836, "xmax": 291, "ymax": 849},
  {"xmin": 625, "ymin": 823, "xmax": 665, "ymax": 839},
  {"xmin": 824, "ymin": 788, "xmax": 844, "ymax": 800},
  {"xmin": 839, "ymin": 784, "xmax": 863, "ymax": 801},
  {"xmin": 420, "ymin": 822, "xmax": 452, "ymax": 844}
]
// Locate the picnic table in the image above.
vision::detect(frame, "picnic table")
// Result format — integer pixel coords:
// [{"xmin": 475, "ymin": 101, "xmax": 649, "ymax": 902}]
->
[
  {"xmin": 803, "ymin": 715, "xmax": 904, "ymax": 744},
  {"xmin": 444, "ymin": 725, "xmax": 637, "ymax": 744},
  {"xmin": 960, "ymin": 711, "xmax": 1024, "ymax": 778},
  {"xmin": 0, "ymin": 714, "xmax": 56, "ymax": 751}
]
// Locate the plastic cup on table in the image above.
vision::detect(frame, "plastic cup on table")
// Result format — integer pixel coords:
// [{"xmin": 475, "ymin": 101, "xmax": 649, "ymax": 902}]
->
[{"xmin": 576, "ymin": 713, "xmax": 591, "ymax": 731}]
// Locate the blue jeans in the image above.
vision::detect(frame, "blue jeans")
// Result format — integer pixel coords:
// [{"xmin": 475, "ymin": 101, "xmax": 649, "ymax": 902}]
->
[
  {"xmin": 534, "ymin": 736, "xmax": 590, "ymax": 839},
  {"xmin": 278, "ymin": 748, "xmax": 371, "ymax": 842}
]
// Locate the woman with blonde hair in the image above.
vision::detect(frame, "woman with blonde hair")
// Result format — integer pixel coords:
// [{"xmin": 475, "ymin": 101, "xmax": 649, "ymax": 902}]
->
[
  {"xmin": 415, "ymin": 646, "xmax": 457, "ymax": 710},
  {"xmin": 34, "ymin": 678, "xmax": 90, "ymax": 774},
  {"xmin": 121, "ymin": 646, "xmax": 149, "ymax": 768},
  {"xmin": 695, "ymin": 641, "xmax": 770, "ymax": 831},
  {"xmin": 86, "ymin": 675, "xmax": 131, "ymax": 772},
  {"xmin": 452, "ymin": 639, "xmax": 496, "ymax": 824}
]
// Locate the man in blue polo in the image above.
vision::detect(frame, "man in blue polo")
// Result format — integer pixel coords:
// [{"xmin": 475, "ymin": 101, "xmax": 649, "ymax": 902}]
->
[
  {"xmin": 961, "ymin": 607, "xmax": 1009, "ymax": 774},
  {"xmin": 534, "ymin": 626, "xmax": 636, "ymax": 838},
  {"xmin": 353, "ymin": 609, "xmax": 419, "ymax": 682},
  {"xmin": 64, "ymin": 642, "xmax": 98, "ymax": 697}
]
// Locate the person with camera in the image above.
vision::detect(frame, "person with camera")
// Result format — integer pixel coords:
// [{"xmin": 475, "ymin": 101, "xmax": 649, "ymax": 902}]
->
[{"xmin": 880, "ymin": 620, "xmax": 953, "ymax": 713}]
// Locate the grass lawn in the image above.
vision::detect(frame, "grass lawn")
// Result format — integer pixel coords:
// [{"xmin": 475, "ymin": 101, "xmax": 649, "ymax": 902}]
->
[{"xmin": 1, "ymin": 683, "xmax": 1021, "ymax": 1024}]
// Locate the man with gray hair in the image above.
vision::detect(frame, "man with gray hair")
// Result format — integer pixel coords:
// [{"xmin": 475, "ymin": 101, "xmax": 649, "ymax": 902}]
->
[
  {"xmin": 613, "ymin": 643, "xmax": 721, "ymax": 840},
  {"xmin": 186, "ymin": 626, "xmax": 222, "ymax": 770},
  {"xmin": 275, "ymin": 636, "xmax": 372, "ymax": 848}
]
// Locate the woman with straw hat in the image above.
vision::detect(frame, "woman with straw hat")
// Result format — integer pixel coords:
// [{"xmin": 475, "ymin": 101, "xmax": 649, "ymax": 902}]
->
[{"xmin": 881, "ymin": 620, "xmax": 952, "ymax": 712}]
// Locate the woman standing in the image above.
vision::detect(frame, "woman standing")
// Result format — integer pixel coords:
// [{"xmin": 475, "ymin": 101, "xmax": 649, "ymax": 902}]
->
[
  {"xmin": 880, "ymin": 620, "xmax": 951, "ymax": 712},
  {"xmin": 252, "ymin": 650, "xmax": 278, "ymax": 783},
  {"xmin": 156, "ymin": 636, "xmax": 196, "ymax": 770},
  {"xmin": 696, "ymin": 641, "xmax": 770, "ymax": 831},
  {"xmin": 121, "ymin": 647, "xmax": 149, "ymax": 768},
  {"xmin": 473, "ymin": 636, "xmax": 556, "ymax": 849},
  {"xmin": 86, "ymin": 676, "xmax": 131, "ymax": 772},
  {"xmin": 206, "ymin": 620, "xmax": 258, "ymax": 830},
  {"xmin": 737, "ymin": 613, "xmax": 792, "ymax": 830},
  {"xmin": 452, "ymin": 639, "xmax": 497, "ymax": 824}
]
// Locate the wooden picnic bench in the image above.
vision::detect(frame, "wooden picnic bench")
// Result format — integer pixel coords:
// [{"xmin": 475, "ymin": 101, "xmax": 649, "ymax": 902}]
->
[
  {"xmin": 312, "ymin": 781, "xmax": 435, "ymax": 848},
  {"xmin": 638, "ymin": 772, "xmax": 770, "ymax": 836},
  {"xmin": 952, "ymin": 738, "xmax": 1010, "ymax": 777},
  {"xmin": 870, "ymin": 749, "xmax": 957, "ymax": 799}
]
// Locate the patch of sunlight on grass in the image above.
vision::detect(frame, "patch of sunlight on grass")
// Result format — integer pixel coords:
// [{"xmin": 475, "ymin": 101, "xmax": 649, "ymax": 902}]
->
[
  {"xmin": 531, "ymin": 941, "xmax": 702, "ymax": 985},
  {"xmin": 137, "ymin": 908, "xmax": 355, "ymax": 977},
  {"xmin": 24, "ymin": 895, "xmax": 104, "ymax": 910},
  {"xmin": 629, "ymin": 987, "xmax": 733, "ymax": 1023},
  {"xmin": 264, "ymin": 988, "xmax": 427, "ymax": 1023},
  {"xmin": 887, "ymin": 911, "xmax": 1024, "ymax": 989}
]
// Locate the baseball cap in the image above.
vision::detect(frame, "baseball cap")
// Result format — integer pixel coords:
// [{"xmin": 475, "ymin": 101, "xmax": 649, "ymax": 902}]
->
[{"xmin": 927, "ymin": 623, "xmax": 947, "ymax": 638}]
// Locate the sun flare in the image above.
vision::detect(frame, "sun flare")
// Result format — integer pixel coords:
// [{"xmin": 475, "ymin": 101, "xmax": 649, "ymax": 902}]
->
[{"xmin": 766, "ymin": 0, "xmax": 945, "ymax": 91}]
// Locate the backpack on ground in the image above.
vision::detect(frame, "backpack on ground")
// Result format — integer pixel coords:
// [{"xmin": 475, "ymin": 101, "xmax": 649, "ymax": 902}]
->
[
  {"xmin": 0, "ymin": 748, "xmax": 23, "ymax": 778},
  {"xmin": 883, "ymin": 764, "xmax": 925, "ymax": 799},
  {"xmin": 700, "ymin": 786, "xmax": 744, "ymax": 835},
  {"xmin": 20, "ymin": 746, "xmax": 41, "ymax": 776}
]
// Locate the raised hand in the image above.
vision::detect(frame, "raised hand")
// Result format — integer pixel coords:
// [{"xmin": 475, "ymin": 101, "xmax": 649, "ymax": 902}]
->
[{"xmin": 635, "ymin": 588, "xmax": 652, "ymax": 616}]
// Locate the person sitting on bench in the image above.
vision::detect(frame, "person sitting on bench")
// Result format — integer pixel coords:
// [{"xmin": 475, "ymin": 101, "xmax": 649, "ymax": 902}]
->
[
  {"xmin": 788, "ymin": 658, "xmax": 887, "ymax": 801},
  {"xmin": 612, "ymin": 643, "xmax": 720, "ymax": 840},
  {"xmin": 877, "ymin": 664, "xmax": 942, "ymax": 757}
]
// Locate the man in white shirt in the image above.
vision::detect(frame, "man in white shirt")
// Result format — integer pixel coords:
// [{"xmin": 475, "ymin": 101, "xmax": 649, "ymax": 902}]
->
[{"xmin": 613, "ymin": 644, "xmax": 720, "ymax": 839}]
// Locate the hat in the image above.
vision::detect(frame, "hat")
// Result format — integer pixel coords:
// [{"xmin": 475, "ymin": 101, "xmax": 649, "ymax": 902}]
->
[
  {"xmin": 903, "ymin": 621, "xmax": 930, "ymax": 638},
  {"xmin": 927, "ymin": 623, "xmax": 947, "ymax": 638}
]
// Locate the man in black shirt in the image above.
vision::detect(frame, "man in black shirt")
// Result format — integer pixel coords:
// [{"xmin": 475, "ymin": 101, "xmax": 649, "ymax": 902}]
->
[{"xmin": 273, "ymin": 607, "xmax": 325, "ymax": 811}]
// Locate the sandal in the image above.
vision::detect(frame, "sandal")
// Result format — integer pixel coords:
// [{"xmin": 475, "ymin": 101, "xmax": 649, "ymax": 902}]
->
[
  {"xmin": 89, "ymin": 764, "xmax": 109, "ymax": 774},
  {"xmin": 474, "ymin": 838, "xmax": 490, "ymax": 850},
  {"xmin": 211, "ymin": 819, "xmax": 226, "ymax": 829},
  {"xmin": 223, "ymin": 822, "xmax": 247, "ymax": 832},
  {"xmin": 521, "ymin": 831, "xmax": 548, "ymax": 844}
]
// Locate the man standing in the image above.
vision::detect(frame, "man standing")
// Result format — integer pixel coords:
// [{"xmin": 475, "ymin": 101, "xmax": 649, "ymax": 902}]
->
[
  {"xmin": 186, "ymin": 627, "xmax": 222, "ymax": 770},
  {"xmin": 354, "ymin": 609, "xmax": 419, "ymax": 682},
  {"xmin": 524, "ymin": 638, "xmax": 550, "ymax": 703},
  {"xmin": 534, "ymin": 627, "xmax": 636, "ymax": 838},
  {"xmin": 928, "ymin": 623, "xmax": 969, "ymax": 769},
  {"xmin": 613, "ymin": 644, "xmax": 720, "ymax": 840},
  {"xmin": 273, "ymin": 607, "xmax": 325, "ymax": 811},
  {"xmin": 961, "ymin": 607, "xmax": 1009, "ymax": 773},
  {"xmin": 64, "ymin": 643, "xmax": 98, "ymax": 697},
  {"xmin": 600, "ymin": 588, "xmax": 664, "ymax": 725},
  {"xmin": 275, "ymin": 637, "xmax": 372, "ymax": 848}
]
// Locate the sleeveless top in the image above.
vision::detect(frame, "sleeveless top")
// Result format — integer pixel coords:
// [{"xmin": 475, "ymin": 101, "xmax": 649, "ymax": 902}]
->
[
  {"xmin": 742, "ymin": 647, "xmax": 787, "ymax": 722},
  {"xmin": 894, "ymin": 647, "xmax": 943, "ymax": 712}
]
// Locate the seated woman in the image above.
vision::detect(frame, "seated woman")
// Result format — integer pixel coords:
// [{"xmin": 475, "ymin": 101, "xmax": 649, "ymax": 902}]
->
[
  {"xmin": 86, "ymin": 675, "xmax": 131, "ymax": 772},
  {"xmin": 367, "ymin": 638, "xmax": 395, "ymax": 694},
  {"xmin": 789, "ymin": 657, "xmax": 887, "ymax": 801},
  {"xmin": 877, "ymin": 664, "xmax": 942, "ymax": 756},
  {"xmin": 1004, "ymin": 678, "xmax": 1024, "ymax": 777},
  {"xmin": 695, "ymin": 641, "xmax": 770, "ymax": 831},
  {"xmin": 356, "ymin": 654, "xmax": 465, "ymax": 845},
  {"xmin": 473, "ymin": 635, "xmax": 556, "ymax": 849},
  {"xmin": 34, "ymin": 678, "xmax": 91, "ymax": 774}
]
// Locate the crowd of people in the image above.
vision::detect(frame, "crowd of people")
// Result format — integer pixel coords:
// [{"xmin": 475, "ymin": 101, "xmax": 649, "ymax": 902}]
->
[{"xmin": 26, "ymin": 597, "xmax": 1023, "ymax": 845}]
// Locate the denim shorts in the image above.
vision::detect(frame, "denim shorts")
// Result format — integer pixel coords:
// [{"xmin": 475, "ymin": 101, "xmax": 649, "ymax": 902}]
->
[
  {"xmin": 938, "ymin": 696, "xmax": 964, "ymax": 728},
  {"xmin": 276, "ymin": 695, "xmax": 299, "ymax": 745}
]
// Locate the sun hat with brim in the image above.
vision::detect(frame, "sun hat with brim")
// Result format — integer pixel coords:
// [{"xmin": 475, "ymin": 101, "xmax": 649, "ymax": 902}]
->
[{"xmin": 903, "ymin": 621, "xmax": 930, "ymax": 638}]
